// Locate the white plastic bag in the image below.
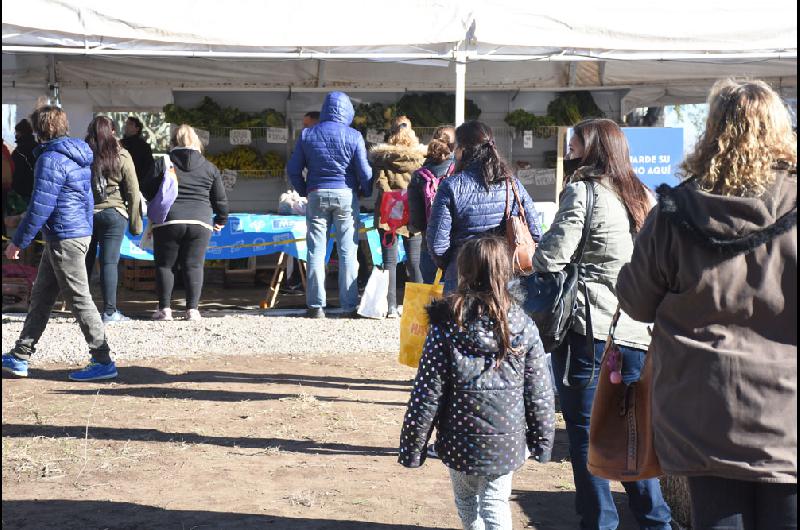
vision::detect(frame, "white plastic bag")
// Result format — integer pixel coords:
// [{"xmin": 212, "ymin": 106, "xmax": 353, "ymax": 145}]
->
[
  {"xmin": 357, "ymin": 267, "xmax": 390, "ymax": 319},
  {"xmin": 278, "ymin": 189, "xmax": 308, "ymax": 216}
]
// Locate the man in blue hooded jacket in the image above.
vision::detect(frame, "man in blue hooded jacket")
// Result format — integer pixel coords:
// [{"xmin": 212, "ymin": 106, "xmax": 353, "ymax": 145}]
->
[
  {"xmin": 288, "ymin": 91, "xmax": 372, "ymax": 318},
  {"xmin": 2, "ymin": 106, "xmax": 118, "ymax": 381}
]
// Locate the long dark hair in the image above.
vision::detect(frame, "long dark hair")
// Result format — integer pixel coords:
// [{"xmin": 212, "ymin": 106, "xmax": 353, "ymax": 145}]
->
[
  {"xmin": 450, "ymin": 235, "xmax": 518, "ymax": 364},
  {"xmin": 571, "ymin": 119, "xmax": 652, "ymax": 232},
  {"xmin": 86, "ymin": 116, "xmax": 121, "ymax": 179},
  {"xmin": 454, "ymin": 121, "xmax": 512, "ymax": 189}
]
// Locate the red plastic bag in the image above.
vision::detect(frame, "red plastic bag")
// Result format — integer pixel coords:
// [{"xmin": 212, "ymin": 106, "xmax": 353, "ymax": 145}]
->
[{"xmin": 379, "ymin": 189, "xmax": 409, "ymax": 247}]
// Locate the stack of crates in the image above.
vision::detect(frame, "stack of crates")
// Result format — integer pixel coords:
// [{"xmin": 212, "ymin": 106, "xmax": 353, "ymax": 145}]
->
[{"xmin": 121, "ymin": 259, "xmax": 156, "ymax": 291}]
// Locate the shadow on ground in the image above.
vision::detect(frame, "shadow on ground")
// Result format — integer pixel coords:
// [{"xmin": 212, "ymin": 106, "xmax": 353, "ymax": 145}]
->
[{"xmin": 1, "ymin": 500, "xmax": 432, "ymax": 530}]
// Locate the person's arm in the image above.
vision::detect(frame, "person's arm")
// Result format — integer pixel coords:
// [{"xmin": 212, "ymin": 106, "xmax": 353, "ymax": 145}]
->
[
  {"xmin": 407, "ymin": 174, "xmax": 427, "ymax": 233},
  {"xmin": 287, "ymin": 135, "xmax": 308, "ymax": 197},
  {"xmin": 398, "ymin": 323, "xmax": 450, "ymax": 468},
  {"xmin": 616, "ymin": 208, "xmax": 674, "ymax": 323},
  {"xmin": 11, "ymin": 156, "xmax": 67, "ymax": 249},
  {"xmin": 426, "ymin": 181, "xmax": 454, "ymax": 269},
  {"xmin": 120, "ymin": 153, "xmax": 142, "ymax": 235},
  {"xmin": 516, "ymin": 178, "xmax": 542, "ymax": 242},
  {"xmin": 141, "ymin": 156, "xmax": 164, "ymax": 201},
  {"xmin": 208, "ymin": 162, "xmax": 229, "ymax": 227},
  {"xmin": 353, "ymin": 137, "xmax": 373, "ymax": 198},
  {"xmin": 531, "ymin": 182, "xmax": 587, "ymax": 272},
  {"xmin": 523, "ymin": 321, "xmax": 556, "ymax": 463}
]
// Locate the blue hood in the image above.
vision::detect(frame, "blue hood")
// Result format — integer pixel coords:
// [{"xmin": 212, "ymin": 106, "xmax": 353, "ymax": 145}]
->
[
  {"xmin": 36, "ymin": 136, "xmax": 93, "ymax": 168},
  {"xmin": 320, "ymin": 91, "xmax": 355, "ymax": 125}
]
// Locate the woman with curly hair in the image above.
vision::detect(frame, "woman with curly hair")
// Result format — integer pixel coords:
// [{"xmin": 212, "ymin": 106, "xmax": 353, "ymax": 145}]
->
[
  {"xmin": 370, "ymin": 116, "xmax": 426, "ymax": 317},
  {"xmin": 617, "ymin": 79, "xmax": 797, "ymax": 530}
]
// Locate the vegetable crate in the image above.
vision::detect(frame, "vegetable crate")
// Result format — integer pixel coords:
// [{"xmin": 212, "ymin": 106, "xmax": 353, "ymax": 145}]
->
[{"xmin": 121, "ymin": 259, "xmax": 156, "ymax": 292}]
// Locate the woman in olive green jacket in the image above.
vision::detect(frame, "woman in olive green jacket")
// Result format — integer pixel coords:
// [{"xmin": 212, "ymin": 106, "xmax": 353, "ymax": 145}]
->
[
  {"xmin": 531, "ymin": 118, "xmax": 671, "ymax": 529},
  {"xmin": 85, "ymin": 116, "xmax": 142, "ymax": 323}
]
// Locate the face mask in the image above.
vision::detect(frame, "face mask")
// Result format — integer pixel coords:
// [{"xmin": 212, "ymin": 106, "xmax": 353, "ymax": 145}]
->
[{"xmin": 563, "ymin": 157, "xmax": 582, "ymax": 176}]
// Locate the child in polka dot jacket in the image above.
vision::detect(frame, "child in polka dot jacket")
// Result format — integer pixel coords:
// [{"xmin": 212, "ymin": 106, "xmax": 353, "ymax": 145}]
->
[{"xmin": 398, "ymin": 235, "xmax": 556, "ymax": 530}]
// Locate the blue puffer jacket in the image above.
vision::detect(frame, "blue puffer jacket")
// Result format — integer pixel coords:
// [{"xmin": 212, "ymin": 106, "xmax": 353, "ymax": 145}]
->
[
  {"xmin": 287, "ymin": 91, "xmax": 372, "ymax": 197},
  {"xmin": 427, "ymin": 166, "xmax": 541, "ymax": 286},
  {"xmin": 12, "ymin": 136, "xmax": 94, "ymax": 249}
]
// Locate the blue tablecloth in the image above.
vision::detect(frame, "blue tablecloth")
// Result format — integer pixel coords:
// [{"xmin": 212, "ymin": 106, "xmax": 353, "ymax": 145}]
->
[{"xmin": 119, "ymin": 213, "xmax": 403, "ymax": 266}]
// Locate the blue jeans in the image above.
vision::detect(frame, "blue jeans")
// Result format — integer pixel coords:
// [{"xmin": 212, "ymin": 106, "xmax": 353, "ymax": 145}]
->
[
  {"xmin": 419, "ymin": 235, "xmax": 438, "ymax": 284},
  {"xmin": 687, "ymin": 476, "xmax": 797, "ymax": 530},
  {"xmin": 449, "ymin": 468, "xmax": 514, "ymax": 530},
  {"xmin": 305, "ymin": 189, "xmax": 359, "ymax": 311},
  {"xmin": 552, "ymin": 331, "xmax": 672, "ymax": 530},
  {"xmin": 85, "ymin": 208, "xmax": 128, "ymax": 315}
]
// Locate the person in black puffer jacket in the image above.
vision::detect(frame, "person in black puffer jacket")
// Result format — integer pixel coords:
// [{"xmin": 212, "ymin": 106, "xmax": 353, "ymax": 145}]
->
[
  {"xmin": 142, "ymin": 124, "xmax": 228, "ymax": 322},
  {"xmin": 399, "ymin": 235, "xmax": 555, "ymax": 530},
  {"xmin": 407, "ymin": 125, "xmax": 455, "ymax": 284},
  {"xmin": 11, "ymin": 119, "xmax": 38, "ymax": 202}
]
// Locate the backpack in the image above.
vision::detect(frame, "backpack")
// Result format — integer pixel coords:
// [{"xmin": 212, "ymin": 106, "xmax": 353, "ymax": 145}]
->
[
  {"xmin": 416, "ymin": 162, "xmax": 454, "ymax": 222},
  {"xmin": 379, "ymin": 189, "xmax": 409, "ymax": 247}
]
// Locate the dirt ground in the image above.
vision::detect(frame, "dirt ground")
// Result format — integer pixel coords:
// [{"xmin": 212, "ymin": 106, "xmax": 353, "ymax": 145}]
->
[{"xmin": 1, "ymin": 351, "xmax": 650, "ymax": 530}]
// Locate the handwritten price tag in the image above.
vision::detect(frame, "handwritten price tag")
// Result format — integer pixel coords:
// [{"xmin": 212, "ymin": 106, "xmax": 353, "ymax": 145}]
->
[
  {"xmin": 266, "ymin": 127, "xmax": 288, "ymax": 144},
  {"xmin": 523, "ymin": 130, "xmax": 533, "ymax": 149},
  {"xmin": 229, "ymin": 129, "xmax": 252, "ymax": 145}
]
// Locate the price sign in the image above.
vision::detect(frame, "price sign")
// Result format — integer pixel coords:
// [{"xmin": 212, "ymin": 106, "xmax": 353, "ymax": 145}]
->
[
  {"xmin": 266, "ymin": 127, "xmax": 288, "ymax": 144},
  {"xmin": 366, "ymin": 129, "xmax": 384, "ymax": 144},
  {"xmin": 195, "ymin": 128, "xmax": 210, "ymax": 147},
  {"xmin": 229, "ymin": 129, "xmax": 252, "ymax": 145},
  {"xmin": 523, "ymin": 130, "xmax": 533, "ymax": 149}
]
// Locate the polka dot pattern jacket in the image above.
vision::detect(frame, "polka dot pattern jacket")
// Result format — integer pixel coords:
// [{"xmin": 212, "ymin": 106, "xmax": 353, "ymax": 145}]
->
[{"xmin": 398, "ymin": 298, "xmax": 556, "ymax": 475}]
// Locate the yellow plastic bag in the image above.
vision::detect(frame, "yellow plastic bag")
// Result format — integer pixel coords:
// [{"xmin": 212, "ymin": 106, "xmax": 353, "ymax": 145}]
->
[{"xmin": 398, "ymin": 270, "xmax": 444, "ymax": 368}]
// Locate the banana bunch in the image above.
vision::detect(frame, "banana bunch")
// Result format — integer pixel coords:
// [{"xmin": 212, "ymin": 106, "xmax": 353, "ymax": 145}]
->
[
  {"xmin": 207, "ymin": 147, "xmax": 285, "ymax": 177},
  {"xmin": 263, "ymin": 152, "xmax": 285, "ymax": 175},
  {"xmin": 207, "ymin": 146, "xmax": 262, "ymax": 171}
]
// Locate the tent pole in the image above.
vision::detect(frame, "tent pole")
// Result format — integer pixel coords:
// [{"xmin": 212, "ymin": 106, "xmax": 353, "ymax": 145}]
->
[{"xmin": 455, "ymin": 50, "xmax": 466, "ymax": 126}]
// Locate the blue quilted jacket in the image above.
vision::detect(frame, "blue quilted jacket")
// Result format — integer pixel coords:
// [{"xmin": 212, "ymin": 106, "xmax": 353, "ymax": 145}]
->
[
  {"xmin": 287, "ymin": 91, "xmax": 372, "ymax": 197},
  {"xmin": 427, "ymin": 166, "xmax": 541, "ymax": 286},
  {"xmin": 12, "ymin": 136, "xmax": 94, "ymax": 249}
]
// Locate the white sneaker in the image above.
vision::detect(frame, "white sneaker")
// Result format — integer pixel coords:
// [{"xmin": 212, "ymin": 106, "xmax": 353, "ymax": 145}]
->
[
  {"xmin": 152, "ymin": 308, "xmax": 173, "ymax": 321},
  {"xmin": 186, "ymin": 309, "xmax": 202, "ymax": 321}
]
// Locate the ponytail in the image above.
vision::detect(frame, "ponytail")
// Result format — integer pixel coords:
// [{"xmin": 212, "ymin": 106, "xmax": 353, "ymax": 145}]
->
[{"xmin": 454, "ymin": 121, "xmax": 511, "ymax": 189}]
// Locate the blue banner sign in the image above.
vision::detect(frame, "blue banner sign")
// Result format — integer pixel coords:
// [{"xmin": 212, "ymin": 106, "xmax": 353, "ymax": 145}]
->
[{"xmin": 621, "ymin": 127, "xmax": 684, "ymax": 190}]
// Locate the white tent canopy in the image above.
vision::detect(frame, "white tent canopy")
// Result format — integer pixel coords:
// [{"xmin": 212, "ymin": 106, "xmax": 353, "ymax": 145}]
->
[{"xmin": 2, "ymin": 0, "xmax": 797, "ymax": 113}]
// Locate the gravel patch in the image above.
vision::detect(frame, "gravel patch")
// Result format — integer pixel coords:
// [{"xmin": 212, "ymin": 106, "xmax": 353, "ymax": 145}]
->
[{"xmin": 1, "ymin": 311, "xmax": 401, "ymax": 366}]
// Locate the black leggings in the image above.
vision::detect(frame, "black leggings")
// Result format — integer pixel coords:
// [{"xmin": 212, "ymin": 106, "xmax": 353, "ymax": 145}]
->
[
  {"xmin": 153, "ymin": 224, "xmax": 212, "ymax": 310},
  {"xmin": 380, "ymin": 231, "xmax": 422, "ymax": 310}
]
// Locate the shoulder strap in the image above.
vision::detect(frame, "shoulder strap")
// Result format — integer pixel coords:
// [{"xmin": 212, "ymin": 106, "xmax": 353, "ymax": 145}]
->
[
  {"xmin": 572, "ymin": 180, "xmax": 596, "ymax": 264},
  {"xmin": 510, "ymin": 178, "xmax": 528, "ymax": 224},
  {"xmin": 504, "ymin": 177, "xmax": 512, "ymax": 219}
]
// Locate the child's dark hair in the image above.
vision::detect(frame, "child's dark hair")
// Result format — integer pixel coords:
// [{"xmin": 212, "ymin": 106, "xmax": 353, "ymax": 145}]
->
[
  {"xmin": 454, "ymin": 121, "xmax": 512, "ymax": 189},
  {"xmin": 450, "ymin": 235, "xmax": 517, "ymax": 363}
]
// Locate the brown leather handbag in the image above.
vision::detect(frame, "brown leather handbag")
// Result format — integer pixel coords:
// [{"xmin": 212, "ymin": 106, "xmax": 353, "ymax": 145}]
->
[
  {"xmin": 504, "ymin": 177, "xmax": 536, "ymax": 274},
  {"xmin": 588, "ymin": 307, "xmax": 662, "ymax": 481}
]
